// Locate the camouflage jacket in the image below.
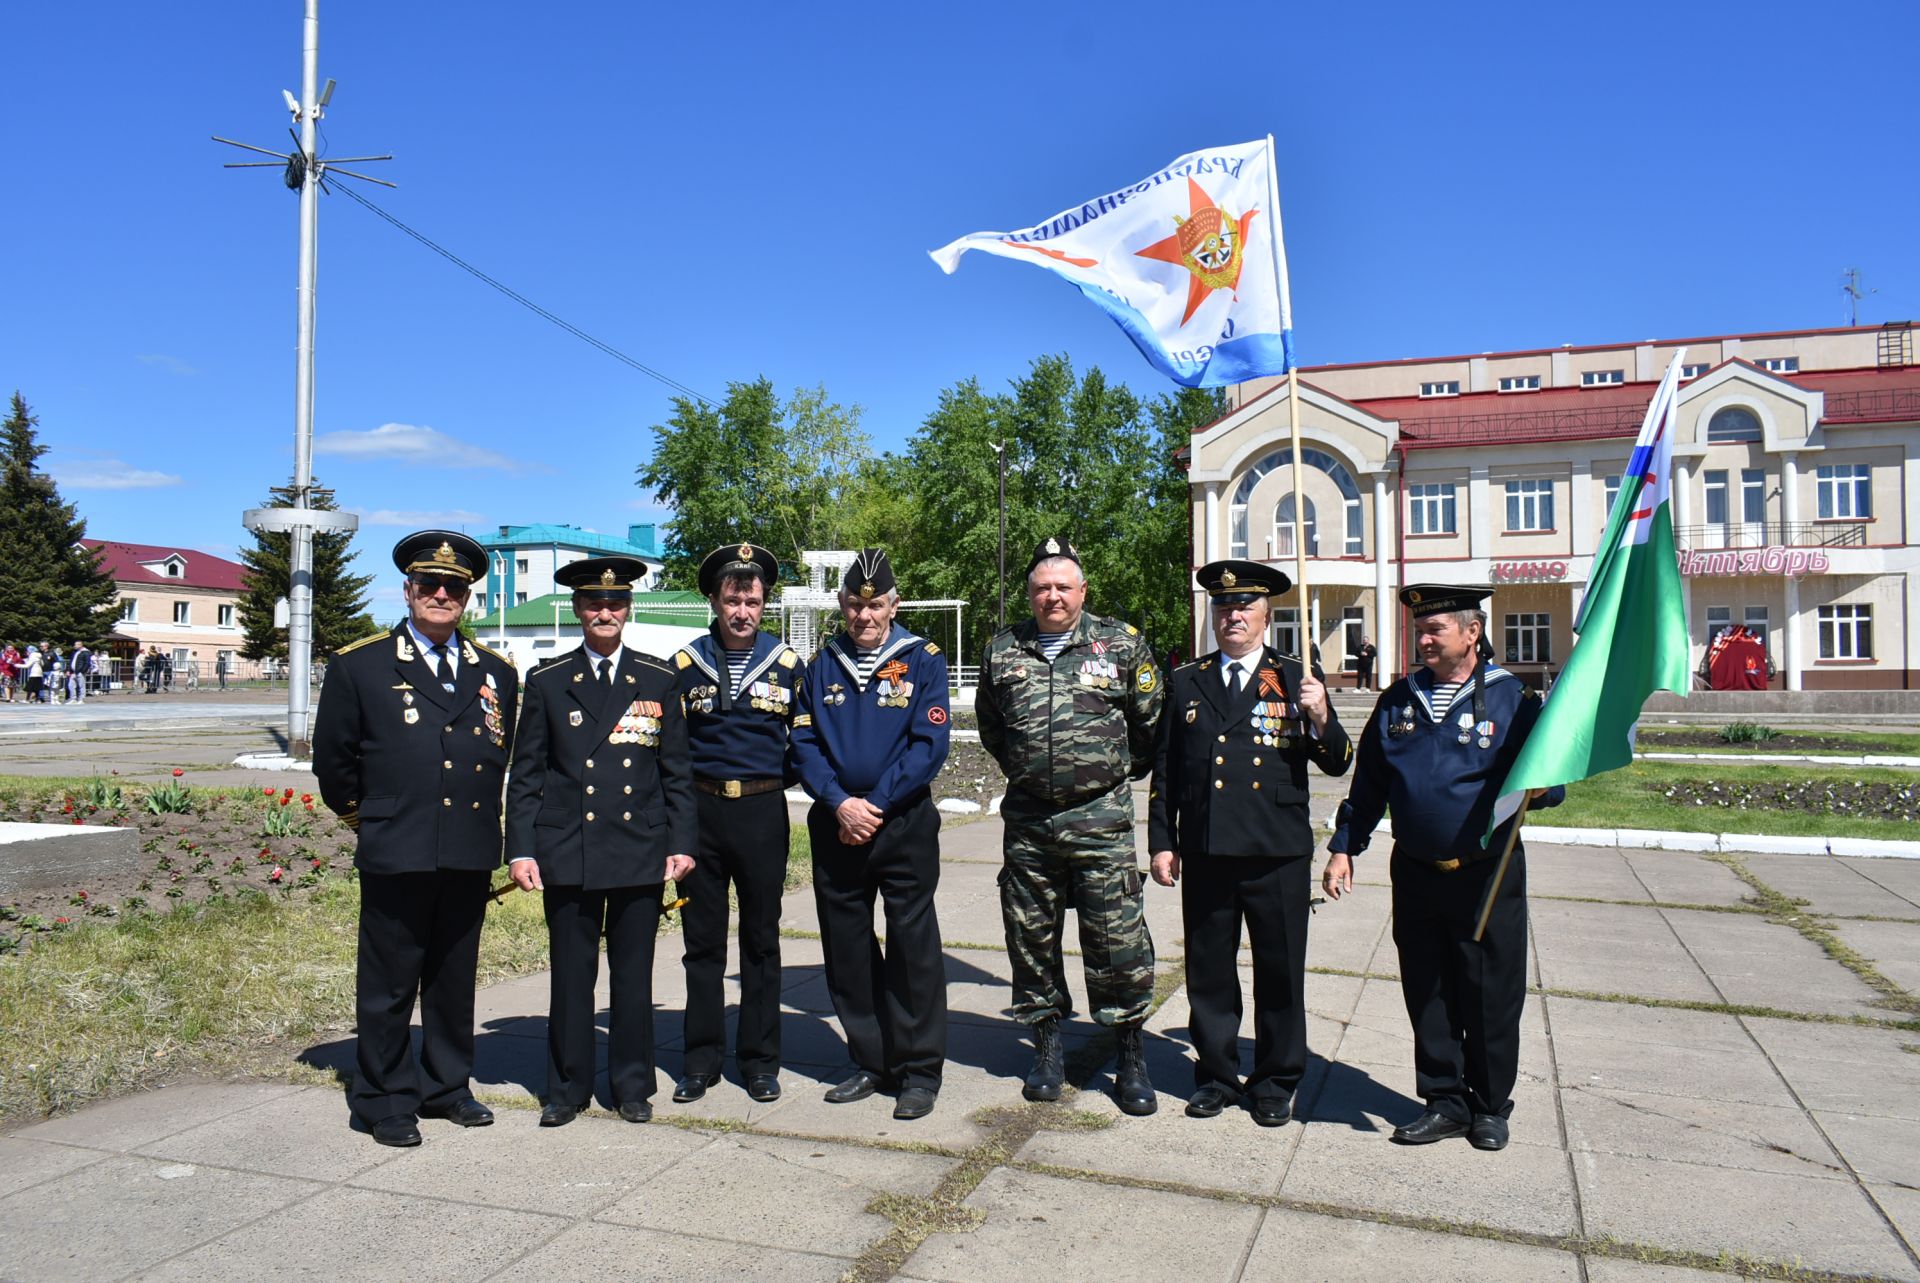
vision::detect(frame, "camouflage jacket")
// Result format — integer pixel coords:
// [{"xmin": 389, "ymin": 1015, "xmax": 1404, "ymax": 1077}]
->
[{"xmin": 976, "ymin": 613, "xmax": 1164, "ymax": 807}]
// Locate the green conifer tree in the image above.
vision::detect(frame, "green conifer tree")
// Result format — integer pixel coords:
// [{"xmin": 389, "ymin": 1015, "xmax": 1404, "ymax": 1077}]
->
[
  {"xmin": 235, "ymin": 479, "xmax": 375, "ymax": 659},
  {"xmin": 0, "ymin": 393, "xmax": 118, "ymax": 644}
]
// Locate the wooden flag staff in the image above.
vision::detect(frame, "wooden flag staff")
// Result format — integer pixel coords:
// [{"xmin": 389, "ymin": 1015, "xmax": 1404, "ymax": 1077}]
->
[{"xmin": 1472, "ymin": 791, "xmax": 1534, "ymax": 942}]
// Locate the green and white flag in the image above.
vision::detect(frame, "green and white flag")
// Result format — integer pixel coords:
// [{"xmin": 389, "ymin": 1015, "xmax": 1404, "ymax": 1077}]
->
[{"xmin": 1488, "ymin": 353, "xmax": 1693, "ymax": 836}]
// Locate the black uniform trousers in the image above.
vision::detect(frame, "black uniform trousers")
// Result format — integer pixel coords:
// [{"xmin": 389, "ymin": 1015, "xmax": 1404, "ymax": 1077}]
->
[
  {"xmin": 1182, "ymin": 852, "xmax": 1310, "ymax": 1105},
  {"xmin": 1390, "ymin": 850, "xmax": 1528, "ymax": 1123},
  {"xmin": 349, "ymin": 868, "xmax": 489, "ymax": 1124},
  {"xmin": 543, "ymin": 885, "xmax": 665, "ymax": 1109},
  {"xmin": 681, "ymin": 790, "xmax": 787, "ymax": 1078},
  {"xmin": 808, "ymin": 794, "xmax": 946, "ymax": 1090}
]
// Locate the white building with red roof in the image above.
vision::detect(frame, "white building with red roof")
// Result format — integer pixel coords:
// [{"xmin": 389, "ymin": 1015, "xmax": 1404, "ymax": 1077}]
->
[
  {"xmin": 81, "ymin": 540, "xmax": 251, "ymax": 680},
  {"xmin": 1188, "ymin": 322, "xmax": 1918, "ymax": 691}
]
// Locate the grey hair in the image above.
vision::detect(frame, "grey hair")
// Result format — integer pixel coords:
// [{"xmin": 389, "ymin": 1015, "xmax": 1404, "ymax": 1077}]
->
[
  {"xmin": 1026, "ymin": 556, "xmax": 1086, "ymax": 588},
  {"xmin": 1447, "ymin": 609, "xmax": 1487, "ymax": 635},
  {"xmin": 839, "ymin": 586, "xmax": 901, "ymax": 606}
]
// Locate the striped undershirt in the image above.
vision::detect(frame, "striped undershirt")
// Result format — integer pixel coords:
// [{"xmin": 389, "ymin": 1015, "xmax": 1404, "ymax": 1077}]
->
[
  {"xmin": 1428, "ymin": 680, "xmax": 1465, "ymax": 719},
  {"xmin": 1035, "ymin": 631, "xmax": 1071, "ymax": 661},
  {"xmin": 721, "ymin": 646, "xmax": 753, "ymax": 696},
  {"xmin": 852, "ymin": 647, "xmax": 881, "ymax": 690}
]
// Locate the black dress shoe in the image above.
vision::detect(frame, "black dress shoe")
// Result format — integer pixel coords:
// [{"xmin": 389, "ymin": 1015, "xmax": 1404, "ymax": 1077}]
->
[
  {"xmin": 672, "ymin": 1073, "xmax": 719, "ymax": 1103},
  {"xmin": 539, "ymin": 1102, "xmax": 579, "ymax": 1128},
  {"xmin": 1250, "ymin": 1095, "xmax": 1293, "ymax": 1128},
  {"xmin": 893, "ymin": 1087, "xmax": 937, "ymax": 1120},
  {"xmin": 370, "ymin": 1114, "xmax": 422, "ymax": 1147},
  {"xmin": 746, "ymin": 1074, "xmax": 781, "ymax": 1102},
  {"xmin": 618, "ymin": 1100, "xmax": 653, "ymax": 1123},
  {"xmin": 1392, "ymin": 1110, "xmax": 1469, "ymax": 1144},
  {"xmin": 422, "ymin": 1097, "xmax": 494, "ymax": 1127},
  {"xmin": 823, "ymin": 1071, "xmax": 883, "ymax": 1104},
  {"xmin": 1468, "ymin": 1114, "xmax": 1510, "ymax": 1151},
  {"xmin": 1184, "ymin": 1085, "xmax": 1235, "ymax": 1119}
]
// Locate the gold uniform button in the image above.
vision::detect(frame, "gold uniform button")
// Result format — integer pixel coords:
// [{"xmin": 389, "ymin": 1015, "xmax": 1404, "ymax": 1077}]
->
[
  {"xmin": 475, "ymin": 764, "xmax": 483, "ymax": 772},
  {"xmin": 1253, "ymin": 757, "xmax": 1263, "ymax": 766},
  {"xmin": 622, "ymin": 758, "xmax": 632, "ymax": 768},
  {"xmin": 585, "ymin": 759, "xmax": 594, "ymax": 769},
  {"xmin": 586, "ymin": 811, "xmax": 595, "ymax": 822},
  {"xmin": 471, "ymin": 801, "xmax": 481, "ymax": 809},
  {"xmin": 623, "ymin": 811, "xmax": 632, "ymax": 821},
  {"xmin": 443, "ymin": 759, "xmax": 452, "ymax": 769},
  {"xmin": 445, "ymin": 726, "xmax": 454, "ymax": 734},
  {"xmin": 1214, "ymin": 755, "xmax": 1224, "ymax": 765},
  {"xmin": 623, "ymin": 785, "xmax": 633, "ymax": 794},
  {"xmin": 1253, "ymin": 781, "xmax": 1262, "ymax": 790},
  {"xmin": 442, "ymin": 798, "xmax": 451, "ymax": 807},
  {"xmin": 1214, "ymin": 780, "xmax": 1224, "ymax": 789},
  {"xmin": 1217, "ymin": 734, "xmax": 1227, "ymax": 743},
  {"xmin": 471, "ymin": 726, "xmax": 481, "ymax": 736},
  {"xmin": 586, "ymin": 785, "xmax": 595, "ymax": 795}
]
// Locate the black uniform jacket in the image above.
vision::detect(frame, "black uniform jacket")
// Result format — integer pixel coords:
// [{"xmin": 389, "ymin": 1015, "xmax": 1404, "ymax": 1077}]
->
[
  {"xmin": 313, "ymin": 625, "xmax": 519, "ymax": 875},
  {"xmin": 505, "ymin": 645, "xmax": 697, "ymax": 891},
  {"xmin": 1148, "ymin": 647, "xmax": 1352, "ymax": 859}
]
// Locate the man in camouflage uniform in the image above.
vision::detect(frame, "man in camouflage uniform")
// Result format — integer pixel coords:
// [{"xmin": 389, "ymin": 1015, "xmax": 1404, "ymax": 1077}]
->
[{"xmin": 977, "ymin": 536, "xmax": 1166, "ymax": 1115}]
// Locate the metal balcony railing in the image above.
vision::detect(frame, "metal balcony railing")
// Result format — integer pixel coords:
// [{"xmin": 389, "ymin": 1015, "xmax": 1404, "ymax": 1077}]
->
[{"xmin": 1674, "ymin": 521, "xmax": 1867, "ymax": 550}]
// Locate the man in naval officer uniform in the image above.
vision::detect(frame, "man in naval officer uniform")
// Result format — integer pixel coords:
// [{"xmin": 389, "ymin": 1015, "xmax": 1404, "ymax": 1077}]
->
[
  {"xmin": 1148, "ymin": 559, "xmax": 1351, "ymax": 1125},
  {"xmin": 672, "ymin": 542, "xmax": 804, "ymax": 1105},
  {"xmin": 1325, "ymin": 584, "xmax": 1563, "ymax": 1151},
  {"xmin": 505, "ymin": 556, "xmax": 696, "ymax": 1126},
  {"xmin": 314, "ymin": 530, "xmax": 519, "ymax": 1147},
  {"xmin": 789, "ymin": 549, "xmax": 951, "ymax": 1119}
]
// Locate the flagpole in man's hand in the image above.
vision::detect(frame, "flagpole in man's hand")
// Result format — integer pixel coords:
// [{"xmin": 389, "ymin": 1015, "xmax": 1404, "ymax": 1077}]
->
[{"xmin": 1261, "ymin": 135, "xmax": 1312, "ymax": 635}]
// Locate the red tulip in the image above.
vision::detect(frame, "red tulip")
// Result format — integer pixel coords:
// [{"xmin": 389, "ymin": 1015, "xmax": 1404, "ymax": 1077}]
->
[
  {"xmin": 171, "ymin": 768, "xmax": 184, "ymax": 778},
  {"xmin": 269, "ymin": 866, "xmax": 284, "ymax": 883}
]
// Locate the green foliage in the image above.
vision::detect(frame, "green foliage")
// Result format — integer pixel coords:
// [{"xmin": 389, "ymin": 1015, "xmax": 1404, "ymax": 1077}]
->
[
  {"xmin": 235, "ymin": 477, "xmax": 375, "ymax": 660},
  {"xmin": 0, "ymin": 393, "xmax": 118, "ymax": 646},
  {"xmin": 1719, "ymin": 722, "xmax": 1782, "ymax": 743},
  {"xmin": 141, "ymin": 778, "xmax": 194, "ymax": 815},
  {"xmin": 79, "ymin": 777, "xmax": 125, "ymax": 810},
  {"xmin": 637, "ymin": 379, "xmax": 871, "ymax": 590}
]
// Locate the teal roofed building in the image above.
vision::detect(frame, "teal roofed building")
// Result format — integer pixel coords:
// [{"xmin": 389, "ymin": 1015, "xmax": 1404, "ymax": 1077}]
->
[{"xmin": 470, "ymin": 523, "xmax": 665, "ymax": 621}]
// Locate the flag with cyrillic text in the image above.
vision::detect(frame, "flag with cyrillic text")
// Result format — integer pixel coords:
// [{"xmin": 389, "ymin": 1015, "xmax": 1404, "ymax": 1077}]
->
[
  {"xmin": 929, "ymin": 140, "xmax": 1292, "ymax": 388},
  {"xmin": 1487, "ymin": 352, "xmax": 1693, "ymax": 838}
]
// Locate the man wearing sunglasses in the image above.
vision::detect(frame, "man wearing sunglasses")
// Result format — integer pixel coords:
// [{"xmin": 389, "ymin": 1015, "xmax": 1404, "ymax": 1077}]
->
[{"xmin": 314, "ymin": 529, "xmax": 520, "ymax": 1148}]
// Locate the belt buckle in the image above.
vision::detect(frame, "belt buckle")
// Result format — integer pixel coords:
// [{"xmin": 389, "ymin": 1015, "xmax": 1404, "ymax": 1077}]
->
[
  {"xmin": 722, "ymin": 779, "xmax": 742, "ymax": 799},
  {"xmin": 1433, "ymin": 857, "xmax": 1462, "ymax": 873}
]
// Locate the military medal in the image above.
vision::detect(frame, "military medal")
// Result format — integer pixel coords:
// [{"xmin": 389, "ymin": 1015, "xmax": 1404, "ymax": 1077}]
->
[
  {"xmin": 569, "ymin": 709, "xmax": 584, "ymax": 727},
  {"xmin": 1456, "ymin": 710, "xmax": 1474, "ymax": 745},
  {"xmin": 403, "ymin": 708, "xmax": 419, "ymax": 724},
  {"xmin": 1476, "ymin": 719, "xmax": 1495, "ymax": 749},
  {"xmin": 1185, "ymin": 707, "xmax": 1197, "ymax": 723}
]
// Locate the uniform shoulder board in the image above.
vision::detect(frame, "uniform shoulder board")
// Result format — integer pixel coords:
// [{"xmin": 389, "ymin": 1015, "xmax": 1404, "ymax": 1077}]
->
[
  {"xmin": 635, "ymin": 653, "xmax": 676, "ymax": 674},
  {"xmin": 777, "ymin": 648, "xmax": 798, "ymax": 669},
  {"xmin": 335, "ymin": 630, "xmax": 387, "ymax": 656},
  {"xmin": 469, "ymin": 638, "xmax": 509, "ymax": 662},
  {"xmin": 1173, "ymin": 656, "xmax": 1205, "ymax": 671},
  {"xmin": 529, "ymin": 656, "xmax": 569, "ymax": 679},
  {"xmin": 674, "ymin": 650, "xmax": 693, "ymax": 670},
  {"xmin": 1123, "ymin": 622, "xmax": 1139, "ymax": 636},
  {"xmin": 922, "ymin": 641, "xmax": 941, "ymax": 656}
]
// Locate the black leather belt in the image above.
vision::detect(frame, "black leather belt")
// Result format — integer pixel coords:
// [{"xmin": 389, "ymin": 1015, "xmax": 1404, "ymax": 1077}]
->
[{"xmin": 694, "ymin": 777, "xmax": 784, "ymax": 799}]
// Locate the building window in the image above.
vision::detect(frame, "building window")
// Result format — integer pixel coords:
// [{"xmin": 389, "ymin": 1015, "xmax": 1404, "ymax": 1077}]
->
[
  {"xmin": 1228, "ymin": 446, "xmax": 1364, "ymax": 558},
  {"xmin": 1741, "ymin": 469, "xmax": 1766, "ymax": 523},
  {"xmin": 1408, "ymin": 483, "xmax": 1456, "ymax": 535},
  {"xmin": 217, "ymin": 604, "xmax": 235, "ymax": 628},
  {"xmin": 120, "ymin": 598, "xmax": 138, "ymax": 623},
  {"xmin": 515, "ymin": 591, "xmax": 529, "ymax": 606},
  {"xmin": 1603, "ymin": 474, "xmax": 1622, "ymax": 519},
  {"xmin": 1707, "ymin": 407, "xmax": 1762, "ymax": 443},
  {"xmin": 1504, "ymin": 613, "xmax": 1552, "ymax": 664},
  {"xmin": 1581, "ymin": 369, "xmax": 1625, "ymax": 387},
  {"xmin": 1758, "ymin": 356, "xmax": 1800, "ymax": 374},
  {"xmin": 1818, "ymin": 604, "xmax": 1872, "ymax": 659},
  {"xmin": 1272, "ymin": 495, "xmax": 1319, "ymax": 558},
  {"xmin": 515, "ymin": 558, "xmax": 529, "ymax": 575},
  {"xmin": 1681, "ymin": 363, "xmax": 1711, "ymax": 380},
  {"xmin": 1816, "ymin": 464, "xmax": 1871, "ymax": 520},
  {"xmin": 172, "ymin": 602, "xmax": 190, "ymax": 625},
  {"xmin": 166, "ymin": 561, "xmax": 182, "ymax": 577},
  {"xmin": 1705, "ymin": 604, "xmax": 1732, "ymax": 645},
  {"xmin": 1498, "ymin": 375, "xmax": 1542, "ymax": 393},
  {"xmin": 1270, "ymin": 607, "xmax": 1300, "ymax": 658},
  {"xmin": 1342, "ymin": 607, "xmax": 1364, "ymax": 669},
  {"xmin": 1703, "ymin": 470, "xmax": 1729, "ymax": 525},
  {"xmin": 1744, "ymin": 606, "xmax": 1769, "ymax": 650},
  {"xmin": 1419, "ymin": 381, "xmax": 1460, "ymax": 398},
  {"xmin": 1504, "ymin": 479, "xmax": 1554, "ymax": 532}
]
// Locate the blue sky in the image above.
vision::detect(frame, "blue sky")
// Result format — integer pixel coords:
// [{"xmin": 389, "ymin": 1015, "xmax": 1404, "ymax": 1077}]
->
[{"xmin": 8, "ymin": 3, "xmax": 1917, "ymax": 614}]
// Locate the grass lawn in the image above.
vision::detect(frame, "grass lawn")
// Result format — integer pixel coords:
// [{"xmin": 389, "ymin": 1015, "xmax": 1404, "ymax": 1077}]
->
[
  {"xmin": 1542, "ymin": 760, "xmax": 1918, "ymax": 838},
  {"xmin": 1635, "ymin": 727, "xmax": 1920, "ymax": 756}
]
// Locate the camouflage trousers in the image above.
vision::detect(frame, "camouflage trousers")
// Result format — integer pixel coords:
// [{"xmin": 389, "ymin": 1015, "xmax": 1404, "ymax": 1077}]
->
[{"xmin": 999, "ymin": 784, "xmax": 1155, "ymax": 1027}]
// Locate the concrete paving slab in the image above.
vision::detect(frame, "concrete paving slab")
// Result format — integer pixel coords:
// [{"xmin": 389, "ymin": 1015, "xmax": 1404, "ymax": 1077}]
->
[
  {"xmin": 1542, "ymin": 994, "xmax": 1752, "ymax": 1053},
  {"xmin": 1016, "ymin": 1089, "xmax": 1304, "ymax": 1195},
  {"xmin": 1526, "ymin": 846, "xmax": 1654, "ymax": 902},
  {"xmin": 132, "ymin": 1082, "xmax": 396, "ymax": 1182},
  {"xmin": 13, "ymin": 1080, "xmax": 304, "ymax": 1153},
  {"xmin": 1683, "ymin": 943, "xmax": 1889, "ymax": 1019},
  {"xmin": 755, "ymin": 1067, "xmax": 1003, "ymax": 1151},
  {"xmin": 1281, "ymin": 1118, "xmax": 1580, "ymax": 1237},
  {"xmin": 1844, "ymin": 858, "xmax": 1920, "ymax": 909},
  {"xmin": 349, "ymin": 1108, "xmax": 711, "ymax": 1216},
  {"xmin": 130, "ymin": 1182, "xmax": 567, "ymax": 1283},
  {"xmin": 600, "ymin": 1131, "xmax": 954, "ymax": 1256},
  {"xmin": 1303, "ymin": 896, "xmax": 1393, "ymax": 974},
  {"xmin": 1868, "ymin": 1183, "xmax": 1920, "ymax": 1272},
  {"xmin": 1239, "ymin": 1203, "xmax": 1583, "ymax": 1282},
  {"xmin": 1829, "ymin": 917, "xmax": 1920, "ymax": 994},
  {"xmin": 0, "ymin": 1136, "xmax": 103, "ymax": 1199},
  {"xmin": 1583, "ymin": 1262, "xmax": 1763, "ymax": 1283},
  {"xmin": 1620, "ymin": 850, "xmax": 1753, "ymax": 907},
  {"xmin": 1551, "ymin": 1030, "xmax": 1796, "ymax": 1108},
  {"xmin": 1813, "ymin": 1111, "xmax": 1920, "ymax": 1188},
  {"xmin": 0, "ymin": 1153, "xmax": 320, "ymax": 1283},
  {"xmin": 1659, "ymin": 906, "xmax": 1804, "ymax": 954},
  {"xmin": 1746, "ymin": 853, "xmax": 1920, "ymax": 919},
  {"xmin": 1560, "ymin": 1085, "xmax": 1845, "ymax": 1179},
  {"xmin": 1572, "ymin": 1149, "xmax": 1920, "ymax": 1282},
  {"xmin": 1745, "ymin": 1018, "xmax": 1920, "ymax": 1119},
  {"xmin": 1533, "ymin": 953, "xmax": 1723, "ymax": 1005},
  {"xmin": 487, "ymin": 1220, "xmax": 857, "ymax": 1283},
  {"xmin": 904, "ymin": 1166, "xmax": 1262, "ymax": 1283}
]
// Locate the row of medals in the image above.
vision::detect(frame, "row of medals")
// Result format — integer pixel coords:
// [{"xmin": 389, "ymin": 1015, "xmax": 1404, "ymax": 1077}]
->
[{"xmin": 1390, "ymin": 706, "xmax": 1493, "ymax": 748}]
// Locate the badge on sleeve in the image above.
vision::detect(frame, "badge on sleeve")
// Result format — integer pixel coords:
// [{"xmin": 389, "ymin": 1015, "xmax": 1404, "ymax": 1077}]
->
[{"xmin": 1136, "ymin": 666, "xmax": 1158, "ymax": 693}]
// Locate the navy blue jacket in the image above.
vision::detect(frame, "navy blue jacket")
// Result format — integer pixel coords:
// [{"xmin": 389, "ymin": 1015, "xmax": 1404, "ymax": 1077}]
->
[
  {"xmin": 789, "ymin": 625, "xmax": 950, "ymax": 816},
  {"xmin": 674, "ymin": 627, "xmax": 803, "ymax": 782},
  {"xmin": 1330, "ymin": 663, "xmax": 1564, "ymax": 864}
]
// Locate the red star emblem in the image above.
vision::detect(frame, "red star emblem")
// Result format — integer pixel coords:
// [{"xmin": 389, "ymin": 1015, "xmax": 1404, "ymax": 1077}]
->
[{"xmin": 1134, "ymin": 178, "xmax": 1260, "ymax": 327}]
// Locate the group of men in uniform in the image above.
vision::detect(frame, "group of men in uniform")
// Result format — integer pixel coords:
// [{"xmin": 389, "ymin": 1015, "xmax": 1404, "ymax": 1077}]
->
[{"xmin": 316, "ymin": 525, "xmax": 1558, "ymax": 1154}]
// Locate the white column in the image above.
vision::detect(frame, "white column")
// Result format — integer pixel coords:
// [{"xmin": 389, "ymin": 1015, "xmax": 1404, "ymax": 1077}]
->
[
  {"xmin": 1372, "ymin": 471, "xmax": 1393, "ymax": 676},
  {"xmin": 1203, "ymin": 481, "xmax": 1221, "ymax": 562},
  {"xmin": 1781, "ymin": 452, "xmax": 1801, "ymax": 691},
  {"xmin": 1468, "ymin": 465, "xmax": 1491, "ymax": 563}
]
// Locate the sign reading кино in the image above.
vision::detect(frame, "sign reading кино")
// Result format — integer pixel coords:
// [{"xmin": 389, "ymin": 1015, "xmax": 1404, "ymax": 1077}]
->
[{"xmin": 1677, "ymin": 547, "xmax": 1831, "ymax": 577}]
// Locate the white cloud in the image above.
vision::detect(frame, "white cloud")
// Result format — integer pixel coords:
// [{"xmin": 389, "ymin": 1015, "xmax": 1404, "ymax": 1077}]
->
[
  {"xmin": 136, "ymin": 353, "xmax": 197, "ymax": 376},
  {"xmin": 352, "ymin": 508, "xmax": 487, "ymax": 528},
  {"xmin": 48, "ymin": 455, "xmax": 183, "ymax": 490},
  {"xmin": 314, "ymin": 422, "xmax": 539, "ymax": 472}
]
